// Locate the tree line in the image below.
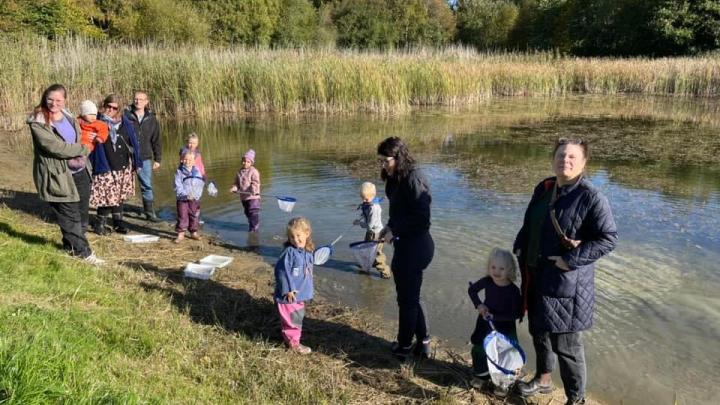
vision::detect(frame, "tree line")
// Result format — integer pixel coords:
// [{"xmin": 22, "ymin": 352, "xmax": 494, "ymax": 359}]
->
[{"xmin": 1, "ymin": 0, "xmax": 718, "ymax": 56}]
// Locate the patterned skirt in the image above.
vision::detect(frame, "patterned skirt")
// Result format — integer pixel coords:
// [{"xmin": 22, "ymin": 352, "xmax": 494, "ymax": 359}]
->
[{"xmin": 90, "ymin": 166, "xmax": 135, "ymax": 207}]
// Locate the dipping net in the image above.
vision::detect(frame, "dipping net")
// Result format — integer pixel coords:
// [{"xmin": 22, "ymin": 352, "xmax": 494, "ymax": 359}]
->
[
  {"xmin": 483, "ymin": 322, "xmax": 526, "ymax": 389},
  {"xmin": 349, "ymin": 241, "xmax": 378, "ymax": 271},
  {"xmin": 276, "ymin": 196, "xmax": 297, "ymax": 212}
]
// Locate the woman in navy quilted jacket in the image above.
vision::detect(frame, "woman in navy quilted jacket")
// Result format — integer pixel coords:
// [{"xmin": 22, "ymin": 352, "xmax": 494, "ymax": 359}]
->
[{"xmin": 513, "ymin": 138, "xmax": 618, "ymax": 405}]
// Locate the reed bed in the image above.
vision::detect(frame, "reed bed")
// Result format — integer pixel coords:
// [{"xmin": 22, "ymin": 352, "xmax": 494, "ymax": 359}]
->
[{"xmin": 1, "ymin": 36, "xmax": 719, "ymax": 129}]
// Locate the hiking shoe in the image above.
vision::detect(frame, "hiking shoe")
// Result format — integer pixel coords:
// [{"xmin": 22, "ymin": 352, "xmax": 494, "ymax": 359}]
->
[
  {"xmin": 83, "ymin": 253, "xmax": 105, "ymax": 266},
  {"xmin": 493, "ymin": 384, "xmax": 509, "ymax": 398},
  {"xmin": 290, "ymin": 344, "xmax": 312, "ymax": 355},
  {"xmin": 470, "ymin": 375, "xmax": 489, "ymax": 390},
  {"xmin": 413, "ymin": 336, "xmax": 431, "ymax": 359},
  {"xmin": 565, "ymin": 398, "xmax": 586, "ymax": 405},
  {"xmin": 517, "ymin": 378, "xmax": 553, "ymax": 396},
  {"xmin": 390, "ymin": 341, "xmax": 413, "ymax": 360}
]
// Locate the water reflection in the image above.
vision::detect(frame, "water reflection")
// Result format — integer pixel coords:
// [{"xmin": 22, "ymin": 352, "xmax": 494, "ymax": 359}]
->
[{"xmin": 152, "ymin": 96, "xmax": 719, "ymax": 405}]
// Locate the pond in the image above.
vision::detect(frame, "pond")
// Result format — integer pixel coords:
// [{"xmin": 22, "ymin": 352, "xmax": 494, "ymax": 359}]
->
[{"xmin": 152, "ymin": 95, "xmax": 720, "ymax": 405}]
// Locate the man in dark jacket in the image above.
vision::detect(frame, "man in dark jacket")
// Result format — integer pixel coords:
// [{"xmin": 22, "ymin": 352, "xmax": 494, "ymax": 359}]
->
[{"xmin": 125, "ymin": 90, "xmax": 162, "ymax": 222}]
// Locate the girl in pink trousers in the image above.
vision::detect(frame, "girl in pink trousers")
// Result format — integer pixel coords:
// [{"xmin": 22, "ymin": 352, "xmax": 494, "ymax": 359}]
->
[{"xmin": 274, "ymin": 217, "xmax": 315, "ymax": 354}]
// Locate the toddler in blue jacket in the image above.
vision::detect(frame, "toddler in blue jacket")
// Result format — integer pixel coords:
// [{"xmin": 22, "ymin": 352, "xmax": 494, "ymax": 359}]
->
[
  {"xmin": 173, "ymin": 151, "xmax": 204, "ymax": 243},
  {"xmin": 274, "ymin": 217, "xmax": 315, "ymax": 354}
]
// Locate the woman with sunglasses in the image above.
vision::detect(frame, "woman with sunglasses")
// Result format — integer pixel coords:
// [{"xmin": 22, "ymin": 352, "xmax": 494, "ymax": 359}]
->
[
  {"xmin": 377, "ymin": 136, "xmax": 434, "ymax": 361},
  {"xmin": 513, "ymin": 138, "xmax": 618, "ymax": 405},
  {"xmin": 89, "ymin": 94, "xmax": 141, "ymax": 235}
]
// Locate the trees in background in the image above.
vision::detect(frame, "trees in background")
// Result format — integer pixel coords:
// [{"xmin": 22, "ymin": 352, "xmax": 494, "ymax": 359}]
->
[
  {"xmin": 0, "ymin": 0, "xmax": 718, "ymax": 56},
  {"xmin": 456, "ymin": 0, "xmax": 519, "ymax": 49}
]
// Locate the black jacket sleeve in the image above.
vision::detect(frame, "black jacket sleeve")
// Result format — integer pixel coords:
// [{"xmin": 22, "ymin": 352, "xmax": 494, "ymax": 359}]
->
[{"xmin": 150, "ymin": 116, "xmax": 161, "ymax": 163}]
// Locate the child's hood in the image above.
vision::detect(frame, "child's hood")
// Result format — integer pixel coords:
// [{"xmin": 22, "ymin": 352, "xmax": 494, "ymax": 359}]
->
[
  {"xmin": 177, "ymin": 164, "xmax": 202, "ymax": 177},
  {"xmin": 78, "ymin": 119, "xmax": 107, "ymax": 131},
  {"xmin": 284, "ymin": 245, "xmax": 314, "ymax": 264}
]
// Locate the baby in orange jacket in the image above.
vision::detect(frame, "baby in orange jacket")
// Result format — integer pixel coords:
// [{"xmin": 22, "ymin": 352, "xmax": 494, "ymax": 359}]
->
[{"xmin": 77, "ymin": 100, "xmax": 108, "ymax": 152}]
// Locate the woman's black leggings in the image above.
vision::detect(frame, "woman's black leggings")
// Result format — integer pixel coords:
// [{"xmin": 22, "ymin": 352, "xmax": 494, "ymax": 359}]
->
[{"xmin": 391, "ymin": 232, "xmax": 434, "ymax": 347}]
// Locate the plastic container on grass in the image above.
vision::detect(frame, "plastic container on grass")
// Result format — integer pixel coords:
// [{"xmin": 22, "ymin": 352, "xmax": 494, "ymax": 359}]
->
[
  {"xmin": 123, "ymin": 234, "xmax": 160, "ymax": 243},
  {"xmin": 198, "ymin": 255, "xmax": 233, "ymax": 268},
  {"xmin": 184, "ymin": 263, "xmax": 217, "ymax": 280}
]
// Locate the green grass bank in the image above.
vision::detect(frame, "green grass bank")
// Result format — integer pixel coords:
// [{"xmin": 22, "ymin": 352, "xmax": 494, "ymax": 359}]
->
[
  {"xmin": 0, "ymin": 207, "xmax": 364, "ymax": 404},
  {"xmin": 1, "ymin": 36, "xmax": 720, "ymax": 130}
]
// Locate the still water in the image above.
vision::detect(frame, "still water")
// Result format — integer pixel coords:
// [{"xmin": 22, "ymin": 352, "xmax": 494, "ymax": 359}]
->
[{"xmin": 153, "ymin": 96, "xmax": 720, "ymax": 405}]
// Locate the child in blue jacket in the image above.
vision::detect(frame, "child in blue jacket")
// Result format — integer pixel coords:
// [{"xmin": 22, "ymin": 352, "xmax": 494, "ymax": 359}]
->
[
  {"xmin": 173, "ymin": 150, "xmax": 204, "ymax": 243},
  {"xmin": 274, "ymin": 217, "xmax": 315, "ymax": 354}
]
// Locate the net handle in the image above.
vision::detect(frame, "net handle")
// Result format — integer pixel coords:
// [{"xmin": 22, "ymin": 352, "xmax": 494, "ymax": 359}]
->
[
  {"xmin": 234, "ymin": 190, "xmax": 295, "ymax": 200},
  {"xmin": 329, "ymin": 223, "xmax": 356, "ymax": 247}
]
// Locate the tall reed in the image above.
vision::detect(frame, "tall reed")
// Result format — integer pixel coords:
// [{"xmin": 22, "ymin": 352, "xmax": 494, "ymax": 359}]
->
[{"xmin": 1, "ymin": 36, "xmax": 719, "ymax": 129}]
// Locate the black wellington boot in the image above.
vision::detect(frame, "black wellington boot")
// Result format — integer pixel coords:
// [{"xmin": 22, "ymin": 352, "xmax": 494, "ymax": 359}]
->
[
  {"xmin": 112, "ymin": 213, "xmax": 129, "ymax": 234},
  {"xmin": 142, "ymin": 199, "xmax": 161, "ymax": 223},
  {"xmin": 93, "ymin": 215, "xmax": 110, "ymax": 236}
]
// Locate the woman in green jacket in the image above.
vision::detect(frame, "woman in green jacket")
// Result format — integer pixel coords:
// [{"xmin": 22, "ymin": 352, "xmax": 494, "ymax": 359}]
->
[{"xmin": 28, "ymin": 84, "xmax": 104, "ymax": 265}]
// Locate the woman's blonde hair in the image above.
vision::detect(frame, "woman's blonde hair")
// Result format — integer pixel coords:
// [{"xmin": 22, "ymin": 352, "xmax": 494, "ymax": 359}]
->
[
  {"xmin": 285, "ymin": 217, "xmax": 314, "ymax": 252},
  {"xmin": 486, "ymin": 247, "xmax": 520, "ymax": 283}
]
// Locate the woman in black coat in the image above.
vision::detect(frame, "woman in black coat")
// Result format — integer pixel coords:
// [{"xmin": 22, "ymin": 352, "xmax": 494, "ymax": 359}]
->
[
  {"xmin": 377, "ymin": 137, "xmax": 434, "ymax": 360},
  {"xmin": 514, "ymin": 138, "xmax": 617, "ymax": 405}
]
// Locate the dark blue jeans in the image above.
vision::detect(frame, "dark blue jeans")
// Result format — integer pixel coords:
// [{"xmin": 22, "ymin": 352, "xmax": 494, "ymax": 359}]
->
[
  {"xmin": 137, "ymin": 159, "xmax": 154, "ymax": 201},
  {"xmin": 391, "ymin": 232, "xmax": 434, "ymax": 347}
]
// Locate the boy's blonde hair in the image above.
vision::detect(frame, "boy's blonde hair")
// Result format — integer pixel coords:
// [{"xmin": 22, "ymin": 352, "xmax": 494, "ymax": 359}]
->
[
  {"xmin": 486, "ymin": 247, "xmax": 520, "ymax": 283},
  {"xmin": 186, "ymin": 132, "xmax": 199, "ymax": 143},
  {"xmin": 360, "ymin": 182, "xmax": 377, "ymax": 200},
  {"xmin": 285, "ymin": 217, "xmax": 315, "ymax": 252}
]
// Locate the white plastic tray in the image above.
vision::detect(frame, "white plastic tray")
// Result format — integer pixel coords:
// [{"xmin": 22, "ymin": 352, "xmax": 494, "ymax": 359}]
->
[
  {"xmin": 198, "ymin": 255, "xmax": 233, "ymax": 268},
  {"xmin": 184, "ymin": 263, "xmax": 216, "ymax": 280},
  {"xmin": 123, "ymin": 234, "xmax": 160, "ymax": 243}
]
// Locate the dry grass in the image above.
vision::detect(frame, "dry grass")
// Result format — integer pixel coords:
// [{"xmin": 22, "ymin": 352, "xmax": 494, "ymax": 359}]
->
[{"xmin": 1, "ymin": 36, "xmax": 719, "ymax": 130}]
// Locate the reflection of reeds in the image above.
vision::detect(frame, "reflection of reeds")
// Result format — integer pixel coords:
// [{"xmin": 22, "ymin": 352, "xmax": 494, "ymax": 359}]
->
[
  {"xmin": 2, "ymin": 36, "xmax": 720, "ymax": 129},
  {"xmin": 160, "ymin": 105, "xmax": 720, "ymax": 199}
]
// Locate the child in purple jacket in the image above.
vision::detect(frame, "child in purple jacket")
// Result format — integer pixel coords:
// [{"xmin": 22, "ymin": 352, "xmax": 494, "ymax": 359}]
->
[
  {"xmin": 230, "ymin": 148, "xmax": 261, "ymax": 232},
  {"xmin": 468, "ymin": 247, "xmax": 523, "ymax": 393}
]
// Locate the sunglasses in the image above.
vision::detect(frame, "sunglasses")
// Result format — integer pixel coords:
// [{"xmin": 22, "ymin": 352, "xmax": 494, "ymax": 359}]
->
[
  {"xmin": 105, "ymin": 105, "xmax": 119, "ymax": 111},
  {"xmin": 377, "ymin": 156, "xmax": 394, "ymax": 164}
]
